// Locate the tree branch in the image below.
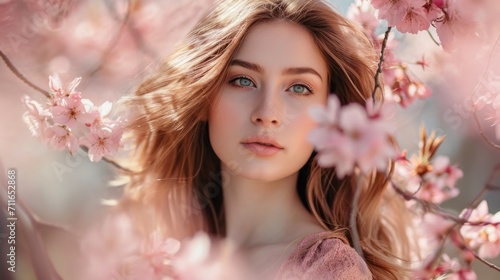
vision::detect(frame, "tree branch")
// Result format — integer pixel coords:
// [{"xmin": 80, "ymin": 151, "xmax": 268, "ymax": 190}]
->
[
  {"xmin": 371, "ymin": 26, "xmax": 392, "ymax": 101},
  {"xmin": 0, "ymin": 49, "xmax": 50, "ymax": 98}
]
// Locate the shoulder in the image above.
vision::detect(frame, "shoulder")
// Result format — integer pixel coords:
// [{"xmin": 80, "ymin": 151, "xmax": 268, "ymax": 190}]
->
[{"xmin": 275, "ymin": 232, "xmax": 372, "ymax": 280}]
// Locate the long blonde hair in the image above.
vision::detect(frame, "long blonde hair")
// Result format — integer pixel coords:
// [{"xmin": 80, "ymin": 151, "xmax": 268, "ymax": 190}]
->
[{"xmin": 118, "ymin": 0, "xmax": 412, "ymax": 278}]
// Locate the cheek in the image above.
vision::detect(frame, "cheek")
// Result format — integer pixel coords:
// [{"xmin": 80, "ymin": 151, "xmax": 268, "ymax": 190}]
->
[
  {"xmin": 208, "ymin": 95, "xmax": 241, "ymax": 127},
  {"xmin": 208, "ymin": 95, "xmax": 244, "ymax": 144},
  {"xmin": 287, "ymin": 106, "xmax": 318, "ymax": 142},
  {"xmin": 282, "ymin": 109, "xmax": 317, "ymax": 163}
]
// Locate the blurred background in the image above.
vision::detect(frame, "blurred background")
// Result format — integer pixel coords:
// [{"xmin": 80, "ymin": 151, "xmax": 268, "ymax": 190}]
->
[{"xmin": 0, "ymin": 0, "xmax": 499, "ymax": 279}]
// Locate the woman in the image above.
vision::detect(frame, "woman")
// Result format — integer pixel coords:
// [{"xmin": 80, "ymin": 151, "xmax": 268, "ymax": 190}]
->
[{"xmin": 118, "ymin": 0, "xmax": 413, "ymax": 279}]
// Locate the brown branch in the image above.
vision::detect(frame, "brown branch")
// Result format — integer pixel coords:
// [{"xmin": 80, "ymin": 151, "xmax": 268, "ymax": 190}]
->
[
  {"xmin": 458, "ymin": 242, "xmax": 500, "ymax": 272},
  {"xmin": 392, "ymin": 164, "xmax": 500, "ymax": 272},
  {"xmin": 79, "ymin": 145, "xmax": 132, "ymax": 173},
  {"xmin": 463, "ymin": 164, "xmax": 500, "ymax": 213},
  {"xmin": 371, "ymin": 26, "xmax": 392, "ymax": 100},
  {"xmin": 0, "ymin": 49, "xmax": 50, "ymax": 98},
  {"xmin": 391, "ymin": 183, "xmax": 461, "ymax": 223}
]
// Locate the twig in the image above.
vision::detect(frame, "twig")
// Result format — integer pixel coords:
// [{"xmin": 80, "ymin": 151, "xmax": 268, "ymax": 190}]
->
[
  {"xmin": 371, "ymin": 26, "xmax": 392, "ymax": 100},
  {"xmin": 103, "ymin": 0, "xmax": 158, "ymax": 59},
  {"xmin": 459, "ymin": 242, "xmax": 500, "ymax": 272},
  {"xmin": 0, "ymin": 49, "xmax": 50, "ymax": 98},
  {"xmin": 350, "ymin": 176, "xmax": 364, "ymax": 258},
  {"xmin": 464, "ymin": 164, "xmax": 500, "ymax": 211},
  {"xmin": 392, "ymin": 164, "xmax": 500, "ymax": 272},
  {"xmin": 391, "ymin": 183, "xmax": 462, "ymax": 223},
  {"xmin": 85, "ymin": 0, "xmax": 132, "ymax": 77},
  {"xmin": 472, "ymin": 106, "xmax": 500, "ymax": 150},
  {"xmin": 426, "ymin": 30, "xmax": 441, "ymax": 47},
  {"xmin": 79, "ymin": 146, "xmax": 132, "ymax": 173},
  {"xmin": 1, "ymin": 46, "xmax": 132, "ymax": 172}
]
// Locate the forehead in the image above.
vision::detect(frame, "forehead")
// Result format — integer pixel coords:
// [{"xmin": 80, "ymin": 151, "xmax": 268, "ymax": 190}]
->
[{"xmin": 232, "ymin": 20, "xmax": 328, "ymax": 75}]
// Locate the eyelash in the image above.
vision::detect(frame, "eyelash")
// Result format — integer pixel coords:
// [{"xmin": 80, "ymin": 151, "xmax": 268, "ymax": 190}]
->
[{"xmin": 228, "ymin": 75, "xmax": 314, "ymax": 96}]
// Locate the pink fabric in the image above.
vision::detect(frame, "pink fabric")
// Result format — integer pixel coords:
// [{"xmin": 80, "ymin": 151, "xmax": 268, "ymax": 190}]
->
[{"xmin": 274, "ymin": 232, "xmax": 372, "ymax": 279}]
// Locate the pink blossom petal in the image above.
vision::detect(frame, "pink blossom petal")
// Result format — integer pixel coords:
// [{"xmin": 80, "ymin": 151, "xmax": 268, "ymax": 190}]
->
[
  {"xmin": 371, "ymin": 0, "xmax": 411, "ymax": 27},
  {"xmin": 21, "ymin": 95, "xmax": 50, "ymax": 142},
  {"xmin": 79, "ymin": 125, "xmax": 123, "ymax": 162},
  {"xmin": 396, "ymin": 3, "xmax": 430, "ymax": 34}
]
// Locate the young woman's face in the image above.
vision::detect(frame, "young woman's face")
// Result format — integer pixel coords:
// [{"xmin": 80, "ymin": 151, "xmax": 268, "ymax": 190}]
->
[{"xmin": 209, "ymin": 20, "xmax": 329, "ymax": 182}]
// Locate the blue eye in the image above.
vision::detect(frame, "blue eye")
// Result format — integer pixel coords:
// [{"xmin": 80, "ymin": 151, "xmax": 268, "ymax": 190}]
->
[
  {"xmin": 288, "ymin": 84, "xmax": 313, "ymax": 95},
  {"xmin": 230, "ymin": 76, "xmax": 255, "ymax": 87}
]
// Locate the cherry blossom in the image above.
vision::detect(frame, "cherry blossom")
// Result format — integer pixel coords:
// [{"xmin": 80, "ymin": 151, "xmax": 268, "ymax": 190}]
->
[
  {"xmin": 433, "ymin": 0, "xmax": 445, "ymax": 10},
  {"xmin": 415, "ymin": 55, "xmax": 429, "ymax": 71},
  {"xmin": 388, "ymin": 70, "xmax": 432, "ymax": 107},
  {"xmin": 401, "ymin": 154, "xmax": 461, "ymax": 204},
  {"xmin": 172, "ymin": 232, "xmax": 243, "ymax": 280},
  {"xmin": 370, "ymin": 0, "xmax": 410, "ymax": 27},
  {"xmin": 347, "ymin": 0, "xmax": 379, "ymax": 32},
  {"xmin": 414, "ymin": 253, "xmax": 477, "ymax": 280},
  {"xmin": 424, "ymin": 156, "xmax": 463, "ymax": 190},
  {"xmin": 424, "ymin": 2, "xmax": 444, "ymax": 22},
  {"xmin": 395, "ymin": 0, "xmax": 430, "ymax": 34},
  {"xmin": 49, "ymin": 92, "xmax": 95, "ymax": 129},
  {"xmin": 79, "ymin": 124, "xmax": 124, "ymax": 162},
  {"xmin": 434, "ymin": 0, "xmax": 479, "ymax": 51},
  {"xmin": 22, "ymin": 75, "xmax": 124, "ymax": 161},
  {"xmin": 477, "ymin": 213, "xmax": 500, "ymax": 259},
  {"xmin": 420, "ymin": 212, "xmax": 453, "ymax": 247},
  {"xmin": 140, "ymin": 232, "xmax": 181, "ymax": 275},
  {"xmin": 79, "ymin": 213, "xmax": 143, "ymax": 280},
  {"xmin": 21, "ymin": 95, "xmax": 50, "ymax": 142},
  {"xmin": 78, "ymin": 212, "xmax": 191, "ymax": 280},
  {"xmin": 48, "ymin": 75, "xmax": 82, "ymax": 104},
  {"xmin": 417, "ymin": 155, "xmax": 462, "ymax": 203},
  {"xmin": 460, "ymin": 201, "xmax": 500, "ymax": 259},
  {"xmin": 438, "ymin": 254, "xmax": 477, "ymax": 280},
  {"xmin": 308, "ymin": 95, "xmax": 396, "ymax": 178},
  {"xmin": 45, "ymin": 125, "xmax": 79, "ymax": 154}
]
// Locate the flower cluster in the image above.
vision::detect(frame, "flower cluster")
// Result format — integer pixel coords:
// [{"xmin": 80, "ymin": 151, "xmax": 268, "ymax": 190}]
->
[
  {"xmin": 390, "ymin": 128, "xmax": 500, "ymax": 279},
  {"xmin": 369, "ymin": 0, "xmax": 481, "ymax": 46},
  {"xmin": 393, "ymin": 128, "xmax": 463, "ymax": 204},
  {"xmin": 460, "ymin": 200, "xmax": 500, "ymax": 260},
  {"xmin": 22, "ymin": 75, "xmax": 124, "ymax": 162},
  {"xmin": 79, "ymin": 214, "xmax": 243, "ymax": 280},
  {"xmin": 412, "ymin": 199, "xmax": 500, "ymax": 279},
  {"xmin": 347, "ymin": 0, "xmax": 432, "ymax": 107},
  {"xmin": 308, "ymin": 94, "xmax": 396, "ymax": 177}
]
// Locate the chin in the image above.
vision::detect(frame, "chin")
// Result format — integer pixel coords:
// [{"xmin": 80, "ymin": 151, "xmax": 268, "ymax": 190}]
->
[{"xmin": 237, "ymin": 163, "xmax": 298, "ymax": 183}]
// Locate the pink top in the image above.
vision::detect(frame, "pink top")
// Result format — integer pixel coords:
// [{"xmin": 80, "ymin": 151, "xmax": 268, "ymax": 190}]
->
[{"xmin": 274, "ymin": 232, "xmax": 372, "ymax": 280}]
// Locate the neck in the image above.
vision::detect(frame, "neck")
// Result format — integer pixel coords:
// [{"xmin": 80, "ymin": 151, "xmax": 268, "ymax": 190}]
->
[{"xmin": 221, "ymin": 164, "xmax": 317, "ymax": 249}]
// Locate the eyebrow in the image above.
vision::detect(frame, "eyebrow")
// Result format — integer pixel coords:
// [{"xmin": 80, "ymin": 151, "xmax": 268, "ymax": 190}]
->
[{"xmin": 229, "ymin": 59, "xmax": 323, "ymax": 82}]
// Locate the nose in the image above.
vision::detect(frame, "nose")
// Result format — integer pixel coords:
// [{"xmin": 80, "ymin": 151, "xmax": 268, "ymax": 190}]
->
[{"xmin": 250, "ymin": 88, "xmax": 283, "ymax": 127}]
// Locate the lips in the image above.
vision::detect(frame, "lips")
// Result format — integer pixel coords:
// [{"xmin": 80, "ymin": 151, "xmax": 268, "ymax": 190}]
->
[
  {"xmin": 241, "ymin": 135, "xmax": 284, "ymax": 149},
  {"xmin": 241, "ymin": 135, "xmax": 283, "ymax": 156}
]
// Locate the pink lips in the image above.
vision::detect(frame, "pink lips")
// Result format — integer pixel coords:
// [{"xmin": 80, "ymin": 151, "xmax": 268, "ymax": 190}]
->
[{"xmin": 241, "ymin": 135, "xmax": 284, "ymax": 156}]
